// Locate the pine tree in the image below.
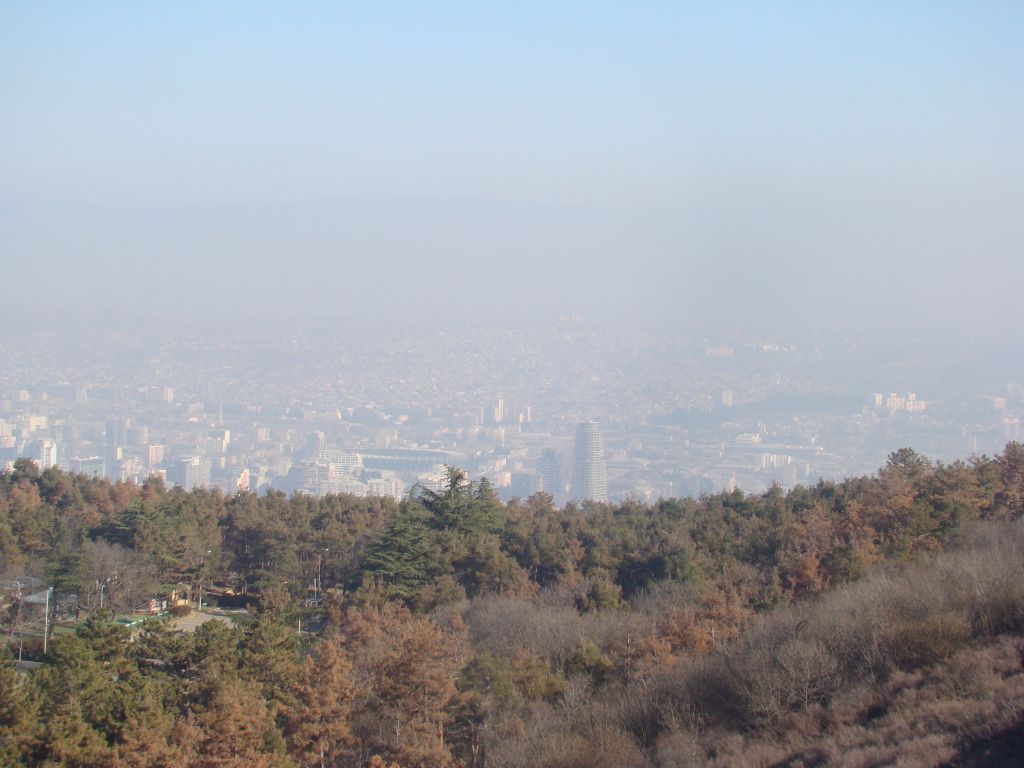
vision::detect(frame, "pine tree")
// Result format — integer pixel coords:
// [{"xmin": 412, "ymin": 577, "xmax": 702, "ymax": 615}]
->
[
  {"xmin": 358, "ymin": 505, "xmax": 438, "ymax": 602},
  {"xmin": 416, "ymin": 467, "xmax": 504, "ymax": 536},
  {"xmin": 106, "ymin": 706, "xmax": 195, "ymax": 768},
  {"xmin": 283, "ymin": 638, "xmax": 359, "ymax": 768},
  {"xmin": 239, "ymin": 606, "xmax": 301, "ymax": 710},
  {"xmin": 33, "ymin": 698, "xmax": 111, "ymax": 767},
  {"xmin": 0, "ymin": 647, "xmax": 34, "ymax": 765},
  {"xmin": 191, "ymin": 677, "xmax": 287, "ymax": 768},
  {"xmin": 342, "ymin": 605, "xmax": 459, "ymax": 767}
]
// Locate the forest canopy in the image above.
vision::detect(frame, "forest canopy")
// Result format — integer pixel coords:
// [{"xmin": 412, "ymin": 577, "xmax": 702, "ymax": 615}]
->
[{"xmin": 2, "ymin": 444, "xmax": 1024, "ymax": 767}]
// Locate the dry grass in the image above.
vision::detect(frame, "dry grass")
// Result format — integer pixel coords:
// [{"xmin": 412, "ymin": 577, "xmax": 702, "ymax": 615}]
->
[{"xmin": 480, "ymin": 522, "xmax": 1024, "ymax": 767}]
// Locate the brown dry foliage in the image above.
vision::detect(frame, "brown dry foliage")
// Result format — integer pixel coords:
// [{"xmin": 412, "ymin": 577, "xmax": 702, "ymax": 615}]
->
[{"xmin": 473, "ymin": 521, "xmax": 1024, "ymax": 768}]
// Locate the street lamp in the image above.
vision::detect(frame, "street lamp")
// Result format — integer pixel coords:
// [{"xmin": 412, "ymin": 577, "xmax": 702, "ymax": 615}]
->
[
  {"xmin": 197, "ymin": 550, "xmax": 212, "ymax": 610},
  {"xmin": 318, "ymin": 548, "xmax": 329, "ymax": 604},
  {"xmin": 98, "ymin": 573, "xmax": 115, "ymax": 611}
]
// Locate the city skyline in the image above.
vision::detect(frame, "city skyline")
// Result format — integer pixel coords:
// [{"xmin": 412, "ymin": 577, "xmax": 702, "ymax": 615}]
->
[{"xmin": 2, "ymin": 321, "xmax": 1022, "ymax": 505}]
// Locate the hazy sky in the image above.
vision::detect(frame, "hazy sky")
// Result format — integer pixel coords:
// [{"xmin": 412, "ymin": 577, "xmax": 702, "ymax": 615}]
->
[{"xmin": 1, "ymin": 2, "xmax": 1021, "ymax": 331}]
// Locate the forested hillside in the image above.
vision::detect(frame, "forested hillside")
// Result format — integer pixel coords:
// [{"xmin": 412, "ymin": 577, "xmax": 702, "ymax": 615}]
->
[{"xmin": 2, "ymin": 446, "xmax": 1023, "ymax": 767}]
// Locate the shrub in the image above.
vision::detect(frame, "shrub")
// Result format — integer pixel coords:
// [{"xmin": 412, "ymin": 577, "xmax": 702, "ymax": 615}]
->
[
  {"xmin": 885, "ymin": 610, "xmax": 971, "ymax": 670},
  {"xmin": 566, "ymin": 640, "xmax": 615, "ymax": 686}
]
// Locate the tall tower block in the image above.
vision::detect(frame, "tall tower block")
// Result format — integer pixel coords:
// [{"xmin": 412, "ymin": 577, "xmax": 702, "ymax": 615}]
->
[{"xmin": 572, "ymin": 420, "xmax": 608, "ymax": 502}]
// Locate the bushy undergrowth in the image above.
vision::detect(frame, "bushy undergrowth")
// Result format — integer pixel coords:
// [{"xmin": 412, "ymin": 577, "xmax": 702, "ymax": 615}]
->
[{"xmin": 479, "ymin": 520, "xmax": 1024, "ymax": 768}]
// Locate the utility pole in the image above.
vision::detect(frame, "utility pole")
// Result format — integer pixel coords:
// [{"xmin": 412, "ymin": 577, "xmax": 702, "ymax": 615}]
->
[
  {"xmin": 317, "ymin": 554, "xmax": 323, "ymax": 600},
  {"xmin": 43, "ymin": 586, "xmax": 53, "ymax": 656},
  {"xmin": 317, "ymin": 547, "xmax": 329, "ymax": 604},
  {"xmin": 8, "ymin": 581, "xmax": 22, "ymax": 643}
]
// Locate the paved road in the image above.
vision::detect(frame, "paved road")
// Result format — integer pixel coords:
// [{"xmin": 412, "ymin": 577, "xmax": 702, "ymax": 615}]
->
[{"xmin": 167, "ymin": 609, "xmax": 236, "ymax": 633}]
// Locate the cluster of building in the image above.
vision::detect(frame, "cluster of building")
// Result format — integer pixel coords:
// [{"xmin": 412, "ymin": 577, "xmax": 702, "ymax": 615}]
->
[
  {"xmin": 0, "ymin": 387, "xmax": 613, "ymax": 504},
  {"xmin": 1, "ymin": 323, "xmax": 1021, "ymax": 503}
]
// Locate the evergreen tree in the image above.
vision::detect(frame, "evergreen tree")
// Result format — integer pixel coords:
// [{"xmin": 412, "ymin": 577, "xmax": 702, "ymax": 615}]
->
[
  {"xmin": 32, "ymin": 698, "xmax": 111, "ymax": 767},
  {"xmin": 190, "ymin": 677, "xmax": 289, "ymax": 768},
  {"xmin": 358, "ymin": 504, "xmax": 439, "ymax": 602},
  {"xmin": 239, "ymin": 604, "xmax": 301, "ymax": 709},
  {"xmin": 0, "ymin": 647, "xmax": 34, "ymax": 765},
  {"xmin": 416, "ymin": 467, "xmax": 504, "ymax": 536},
  {"xmin": 283, "ymin": 638, "xmax": 359, "ymax": 768}
]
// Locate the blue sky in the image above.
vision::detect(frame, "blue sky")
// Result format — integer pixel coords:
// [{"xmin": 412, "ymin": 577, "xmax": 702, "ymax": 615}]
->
[{"xmin": 1, "ymin": 2, "xmax": 1022, "ymax": 329}]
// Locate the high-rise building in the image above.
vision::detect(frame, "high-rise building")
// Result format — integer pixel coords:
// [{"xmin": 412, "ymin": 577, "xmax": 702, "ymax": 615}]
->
[
  {"xmin": 106, "ymin": 417, "xmax": 131, "ymax": 447},
  {"xmin": 208, "ymin": 429, "xmax": 231, "ymax": 454},
  {"xmin": 320, "ymin": 448, "xmax": 363, "ymax": 474},
  {"xmin": 538, "ymin": 448, "xmax": 564, "ymax": 505},
  {"xmin": 104, "ymin": 445, "xmax": 123, "ymax": 476},
  {"xmin": 305, "ymin": 431, "xmax": 326, "ymax": 458},
  {"xmin": 1006, "ymin": 417, "xmax": 1021, "ymax": 442},
  {"xmin": 510, "ymin": 472, "xmax": 543, "ymax": 499},
  {"xmin": 126, "ymin": 426, "xmax": 149, "ymax": 447},
  {"xmin": 71, "ymin": 456, "xmax": 105, "ymax": 478},
  {"xmin": 147, "ymin": 444, "xmax": 165, "ymax": 468},
  {"xmin": 572, "ymin": 420, "xmax": 607, "ymax": 503},
  {"xmin": 175, "ymin": 456, "xmax": 210, "ymax": 490},
  {"xmin": 33, "ymin": 438, "xmax": 58, "ymax": 470}
]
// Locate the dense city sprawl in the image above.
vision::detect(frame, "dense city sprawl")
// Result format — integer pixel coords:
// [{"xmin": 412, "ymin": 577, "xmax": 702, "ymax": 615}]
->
[{"xmin": 2, "ymin": 322, "xmax": 1021, "ymax": 504}]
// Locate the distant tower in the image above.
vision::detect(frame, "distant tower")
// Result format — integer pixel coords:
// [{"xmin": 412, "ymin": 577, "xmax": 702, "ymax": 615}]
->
[
  {"xmin": 175, "ymin": 456, "xmax": 210, "ymax": 490},
  {"xmin": 538, "ymin": 448, "xmax": 565, "ymax": 505},
  {"xmin": 1006, "ymin": 417, "xmax": 1021, "ymax": 442},
  {"xmin": 572, "ymin": 421, "xmax": 608, "ymax": 503},
  {"xmin": 34, "ymin": 438, "xmax": 58, "ymax": 470},
  {"xmin": 106, "ymin": 417, "xmax": 130, "ymax": 447},
  {"xmin": 306, "ymin": 430, "xmax": 326, "ymax": 458}
]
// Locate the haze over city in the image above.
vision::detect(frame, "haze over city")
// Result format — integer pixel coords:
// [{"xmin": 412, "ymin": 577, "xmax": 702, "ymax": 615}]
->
[
  {"xmin": 3, "ymin": 1, "xmax": 1024, "ymax": 503},
  {"xmin": 2, "ymin": 2, "xmax": 1022, "ymax": 332}
]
